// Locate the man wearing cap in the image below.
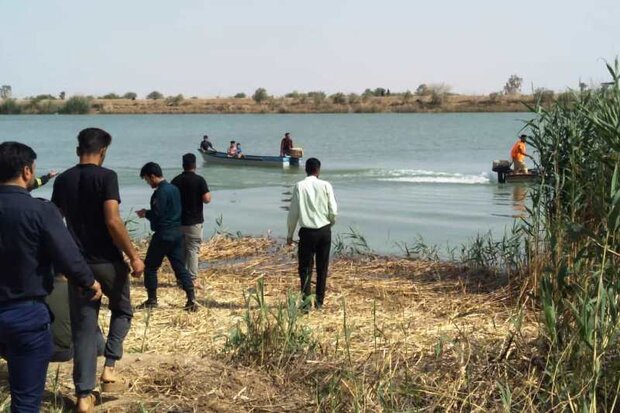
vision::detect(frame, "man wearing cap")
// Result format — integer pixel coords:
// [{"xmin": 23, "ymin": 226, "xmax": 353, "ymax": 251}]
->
[
  {"xmin": 510, "ymin": 134, "xmax": 529, "ymax": 174},
  {"xmin": 172, "ymin": 153, "xmax": 211, "ymax": 285},
  {"xmin": 0, "ymin": 141, "xmax": 102, "ymax": 413}
]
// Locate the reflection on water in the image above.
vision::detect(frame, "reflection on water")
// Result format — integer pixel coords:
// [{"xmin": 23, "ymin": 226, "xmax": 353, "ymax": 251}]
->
[{"xmin": 491, "ymin": 183, "xmax": 529, "ymax": 218}]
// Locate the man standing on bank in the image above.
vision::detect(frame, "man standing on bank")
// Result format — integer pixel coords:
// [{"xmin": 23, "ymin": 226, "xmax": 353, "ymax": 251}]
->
[
  {"xmin": 0, "ymin": 141, "xmax": 102, "ymax": 413},
  {"xmin": 52, "ymin": 128, "xmax": 144, "ymax": 412},
  {"xmin": 136, "ymin": 162, "xmax": 198, "ymax": 312},
  {"xmin": 171, "ymin": 153, "xmax": 211, "ymax": 286},
  {"xmin": 287, "ymin": 158, "xmax": 338, "ymax": 310}
]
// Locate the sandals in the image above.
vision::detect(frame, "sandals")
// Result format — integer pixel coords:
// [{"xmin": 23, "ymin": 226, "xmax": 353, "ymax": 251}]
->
[
  {"xmin": 75, "ymin": 393, "xmax": 96, "ymax": 413},
  {"xmin": 100, "ymin": 377, "xmax": 128, "ymax": 393}
]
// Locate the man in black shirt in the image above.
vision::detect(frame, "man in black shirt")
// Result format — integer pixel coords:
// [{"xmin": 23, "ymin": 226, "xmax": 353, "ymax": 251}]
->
[
  {"xmin": 52, "ymin": 128, "xmax": 145, "ymax": 412},
  {"xmin": 199, "ymin": 135, "xmax": 215, "ymax": 152},
  {"xmin": 171, "ymin": 153, "xmax": 211, "ymax": 284},
  {"xmin": 0, "ymin": 141, "xmax": 102, "ymax": 413},
  {"xmin": 136, "ymin": 162, "xmax": 197, "ymax": 311}
]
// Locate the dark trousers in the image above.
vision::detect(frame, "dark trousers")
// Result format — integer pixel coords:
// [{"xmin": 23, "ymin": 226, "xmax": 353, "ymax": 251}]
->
[
  {"xmin": 298, "ymin": 225, "xmax": 332, "ymax": 307},
  {"xmin": 0, "ymin": 301, "xmax": 54, "ymax": 413},
  {"xmin": 144, "ymin": 230, "xmax": 194, "ymax": 292},
  {"xmin": 69, "ymin": 261, "xmax": 132, "ymax": 395}
]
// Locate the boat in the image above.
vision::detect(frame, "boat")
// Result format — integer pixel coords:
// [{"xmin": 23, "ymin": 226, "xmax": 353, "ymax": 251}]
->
[
  {"xmin": 199, "ymin": 149, "xmax": 302, "ymax": 167},
  {"xmin": 492, "ymin": 160, "xmax": 540, "ymax": 184}
]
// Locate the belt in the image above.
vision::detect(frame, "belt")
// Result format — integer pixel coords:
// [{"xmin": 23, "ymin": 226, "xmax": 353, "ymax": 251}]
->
[{"xmin": 0, "ymin": 297, "xmax": 44, "ymax": 309}]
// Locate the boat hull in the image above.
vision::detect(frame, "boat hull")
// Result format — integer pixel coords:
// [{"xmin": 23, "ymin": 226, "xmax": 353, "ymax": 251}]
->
[{"xmin": 199, "ymin": 150, "xmax": 300, "ymax": 167}]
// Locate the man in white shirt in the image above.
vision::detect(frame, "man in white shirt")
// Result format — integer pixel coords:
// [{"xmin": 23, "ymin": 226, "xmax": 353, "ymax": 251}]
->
[{"xmin": 287, "ymin": 158, "xmax": 338, "ymax": 310}]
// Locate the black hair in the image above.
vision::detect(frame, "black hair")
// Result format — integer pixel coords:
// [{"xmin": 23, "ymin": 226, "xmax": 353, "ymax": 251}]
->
[
  {"xmin": 0, "ymin": 141, "xmax": 37, "ymax": 182},
  {"xmin": 519, "ymin": 134, "xmax": 527, "ymax": 141},
  {"xmin": 203, "ymin": 135, "xmax": 208, "ymax": 139},
  {"xmin": 77, "ymin": 128, "xmax": 112, "ymax": 155},
  {"xmin": 182, "ymin": 153, "xmax": 196, "ymax": 170},
  {"xmin": 140, "ymin": 162, "xmax": 163, "ymax": 178},
  {"xmin": 230, "ymin": 140, "xmax": 236, "ymax": 144},
  {"xmin": 285, "ymin": 132, "xmax": 290, "ymax": 137},
  {"xmin": 305, "ymin": 157, "xmax": 321, "ymax": 175}
]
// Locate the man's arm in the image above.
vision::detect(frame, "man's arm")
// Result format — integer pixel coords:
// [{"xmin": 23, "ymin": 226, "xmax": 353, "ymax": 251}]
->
[
  {"xmin": 103, "ymin": 200, "xmax": 144, "ymax": 277},
  {"xmin": 327, "ymin": 183, "xmax": 338, "ymax": 225},
  {"xmin": 41, "ymin": 204, "xmax": 102, "ymax": 300},
  {"xmin": 203, "ymin": 192, "xmax": 212, "ymax": 204},
  {"xmin": 286, "ymin": 185, "xmax": 300, "ymax": 244}
]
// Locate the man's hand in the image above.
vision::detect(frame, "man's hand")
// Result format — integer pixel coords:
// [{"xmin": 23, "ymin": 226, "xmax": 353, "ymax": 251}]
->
[
  {"xmin": 130, "ymin": 257, "xmax": 145, "ymax": 278},
  {"xmin": 287, "ymin": 237, "xmax": 294, "ymax": 246},
  {"xmin": 136, "ymin": 209, "xmax": 147, "ymax": 218},
  {"xmin": 89, "ymin": 280, "xmax": 103, "ymax": 301}
]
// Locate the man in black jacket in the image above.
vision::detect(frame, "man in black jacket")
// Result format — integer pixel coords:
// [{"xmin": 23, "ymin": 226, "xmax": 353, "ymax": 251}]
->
[{"xmin": 0, "ymin": 141, "xmax": 102, "ymax": 413}]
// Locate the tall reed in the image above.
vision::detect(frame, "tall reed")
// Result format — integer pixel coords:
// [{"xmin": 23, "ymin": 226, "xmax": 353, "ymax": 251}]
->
[{"xmin": 525, "ymin": 59, "xmax": 620, "ymax": 411}]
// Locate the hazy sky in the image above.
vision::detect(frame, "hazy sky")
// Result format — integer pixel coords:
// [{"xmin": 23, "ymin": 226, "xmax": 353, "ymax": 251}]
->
[{"xmin": 1, "ymin": 0, "xmax": 619, "ymax": 98}]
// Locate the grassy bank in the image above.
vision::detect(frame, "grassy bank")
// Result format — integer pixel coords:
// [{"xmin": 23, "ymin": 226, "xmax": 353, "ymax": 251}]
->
[{"xmin": 0, "ymin": 94, "xmax": 537, "ymax": 115}]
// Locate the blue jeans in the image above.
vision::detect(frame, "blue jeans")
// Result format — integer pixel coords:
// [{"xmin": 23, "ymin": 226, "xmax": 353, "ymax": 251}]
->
[
  {"xmin": 144, "ymin": 230, "xmax": 194, "ymax": 292},
  {"xmin": 0, "ymin": 300, "xmax": 54, "ymax": 413}
]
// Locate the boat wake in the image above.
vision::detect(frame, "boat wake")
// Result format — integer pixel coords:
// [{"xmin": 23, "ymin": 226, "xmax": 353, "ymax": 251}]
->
[{"xmin": 377, "ymin": 169, "xmax": 492, "ymax": 185}]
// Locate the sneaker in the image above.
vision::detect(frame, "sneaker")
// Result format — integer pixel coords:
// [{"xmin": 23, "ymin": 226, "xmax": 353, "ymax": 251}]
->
[
  {"xmin": 136, "ymin": 299, "xmax": 158, "ymax": 309},
  {"xmin": 184, "ymin": 300, "xmax": 198, "ymax": 312}
]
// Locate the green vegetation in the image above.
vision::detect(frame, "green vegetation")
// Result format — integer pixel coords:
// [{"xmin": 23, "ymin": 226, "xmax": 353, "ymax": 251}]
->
[
  {"xmin": 122, "ymin": 92, "xmax": 137, "ymax": 100},
  {"xmin": 523, "ymin": 59, "xmax": 620, "ymax": 411},
  {"xmin": 164, "ymin": 94, "xmax": 184, "ymax": 106},
  {"xmin": 233, "ymin": 92, "xmax": 246, "ymax": 98},
  {"xmin": 58, "ymin": 96, "xmax": 91, "ymax": 114},
  {"xmin": 252, "ymin": 87, "xmax": 269, "ymax": 103},
  {"xmin": 146, "ymin": 91, "xmax": 163, "ymax": 100}
]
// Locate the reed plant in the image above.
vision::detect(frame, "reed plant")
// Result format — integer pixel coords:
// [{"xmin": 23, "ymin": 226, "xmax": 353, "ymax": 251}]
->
[{"xmin": 523, "ymin": 59, "xmax": 620, "ymax": 411}]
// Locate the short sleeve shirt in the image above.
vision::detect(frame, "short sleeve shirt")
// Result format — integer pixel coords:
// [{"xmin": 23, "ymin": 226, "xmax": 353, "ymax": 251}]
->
[
  {"xmin": 52, "ymin": 164, "xmax": 123, "ymax": 263},
  {"xmin": 171, "ymin": 171, "xmax": 210, "ymax": 226}
]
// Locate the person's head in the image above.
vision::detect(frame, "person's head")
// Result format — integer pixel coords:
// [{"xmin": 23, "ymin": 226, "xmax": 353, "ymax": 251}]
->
[
  {"xmin": 76, "ymin": 128, "xmax": 112, "ymax": 165},
  {"xmin": 203, "ymin": 135, "xmax": 208, "ymax": 141},
  {"xmin": 285, "ymin": 132, "xmax": 290, "ymax": 139},
  {"xmin": 0, "ymin": 141, "xmax": 37, "ymax": 188},
  {"xmin": 229, "ymin": 140, "xmax": 236, "ymax": 147},
  {"xmin": 305, "ymin": 157, "xmax": 321, "ymax": 177},
  {"xmin": 139, "ymin": 162, "xmax": 164, "ymax": 188},
  {"xmin": 236, "ymin": 142, "xmax": 241, "ymax": 147},
  {"xmin": 182, "ymin": 153, "xmax": 196, "ymax": 171},
  {"xmin": 519, "ymin": 134, "xmax": 527, "ymax": 142}
]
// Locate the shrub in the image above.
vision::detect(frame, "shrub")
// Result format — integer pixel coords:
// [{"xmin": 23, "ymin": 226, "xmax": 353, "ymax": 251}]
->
[
  {"xmin": 252, "ymin": 88, "xmax": 269, "ymax": 103},
  {"xmin": 428, "ymin": 84, "xmax": 451, "ymax": 105},
  {"xmin": 402, "ymin": 90, "xmax": 413, "ymax": 102},
  {"xmin": 123, "ymin": 92, "xmax": 137, "ymax": 100},
  {"xmin": 0, "ymin": 98, "xmax": 22, "ymax": 114},
  {"xmin": 59, "ymin": 96, "xmax": 91, "ymax": 114},
  {"xmin": 330, "ymin": 92, "xmax": 347, "ymax": 104},
  {"xmin": 533, "ymin": 88, "xmax": 555, "ymax": 102},
  {"xmin": 234, "ymin": 92, "xmax": 246, "ymax": 98},
  {"xmin": 146, "ymin": 91, "xmax": 163, "ymax": 100},
  {"xmin": 415, "ymin": 84, "xmax": 430, "ymax": 96},
  {"xmin": 165, "ymin": 94, "xmax": 184, "ymax": 106},
  {"xmin": 307, "ymin": 91, "xmax": 326, "ymax": 105},
  {"xmin": 347, "ymin": 93, "xmax": 360, "ymax": 104},
  {"xmin": 101, "ymin": 93, "xmax": 120, "ymax": 99}
]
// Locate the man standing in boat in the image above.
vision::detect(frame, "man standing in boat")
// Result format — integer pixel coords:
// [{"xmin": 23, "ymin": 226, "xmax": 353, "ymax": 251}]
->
[
  {"xmin": 287, "ymin": 158, "xmax": 338, "ymax": 311},
  {"xmin": 510, "ymin": 134, "xmax": 529, "ymax": 174},
  {"xmin": 280, "ymin": 132, "xmax": 293, "ymax": 157},
  {"xmin": 200, "ymin": 135, "xmax": 215, "ymax": 152}
]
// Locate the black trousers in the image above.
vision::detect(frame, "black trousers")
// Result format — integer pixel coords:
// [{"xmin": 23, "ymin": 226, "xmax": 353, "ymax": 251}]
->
[{"xmin": 298, "ymin": 225, "xmax": 332, "ymax": 307}]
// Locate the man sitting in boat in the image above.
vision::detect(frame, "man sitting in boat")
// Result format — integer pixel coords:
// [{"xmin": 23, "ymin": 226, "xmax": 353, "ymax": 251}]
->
[
  {"xmin": 227, "ymin": 140, "xmax": 237, "ymax": 157},
  {"xmin": 280, "ymin": 132, "xmax": 293, "ymax": 157},
  {"xmin": 236, "ymin": 142, "xmax": 245, "ymax": 158},
  {"xmin": 200, "ymin": 135, "xmax": 215, "ymax": 152},
  {"xmin": 510, "ymin": 134, "xmax": 529, "ymax": 174}
]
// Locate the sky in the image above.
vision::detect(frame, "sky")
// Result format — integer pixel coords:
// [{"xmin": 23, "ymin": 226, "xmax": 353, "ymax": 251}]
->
[{"xmin": 1, "ymin": 0, "xmax": 619, "ymax": 98}]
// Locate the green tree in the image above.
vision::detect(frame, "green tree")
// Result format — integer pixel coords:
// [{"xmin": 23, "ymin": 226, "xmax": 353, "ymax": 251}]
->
[
  {"xmin": 252, "ymin": 88, "xmax": 269, "ymax": 103},
  {"xmin": 234, "ymin": 92, "xmax": 246, "ymax": 98},
  {"xmin": 415, "ymin": 84, "xmax": 429, "ymax": 96},
  {"xmin": 102, "ymin": 93, "xmax": 120, "ymax": 99},
  {"xmin": 123, "ymin": 92, "xmax": 138, "ymax": 100},
  {"xmin": 503, "ymin": 74, "xmax": 523, "ymax": 95},
  {"xmin": 330, "ymin": 92, "xmax": 347, "ymax": 104},
  {"xmin": 165, "ymin": 94, "xmax": 184, "ymax": 106},
  {"xmin": 147, "ymin": 91, "xmax": 163, "ymax": 100}
]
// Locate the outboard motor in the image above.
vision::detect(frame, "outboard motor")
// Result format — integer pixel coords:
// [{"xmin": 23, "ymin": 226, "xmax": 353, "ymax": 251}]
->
[{"xmin": 492, "ymin": 160, "xmax": 512, "ymax": 183}]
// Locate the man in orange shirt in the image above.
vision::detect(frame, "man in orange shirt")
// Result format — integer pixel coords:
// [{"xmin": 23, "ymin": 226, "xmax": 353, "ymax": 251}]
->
[{"xmin": 510, "ymin": 134, "xmax": 528, "ymax": 173}]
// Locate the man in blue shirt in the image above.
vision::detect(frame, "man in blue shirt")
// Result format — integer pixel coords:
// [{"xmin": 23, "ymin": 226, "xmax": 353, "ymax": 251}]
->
[
  {"xmin": 136, "ymin": 162, "xmax": 197, "ymax": 311},
  {"xmin": 0, "ymin": 141, "xmax": 102, "ymax": 413}
]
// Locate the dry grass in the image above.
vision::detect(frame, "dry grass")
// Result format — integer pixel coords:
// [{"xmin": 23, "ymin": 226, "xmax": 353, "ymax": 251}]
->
[{"xmin": 0, "ymin": 235, "xmax": 541, "ymax": 412}]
